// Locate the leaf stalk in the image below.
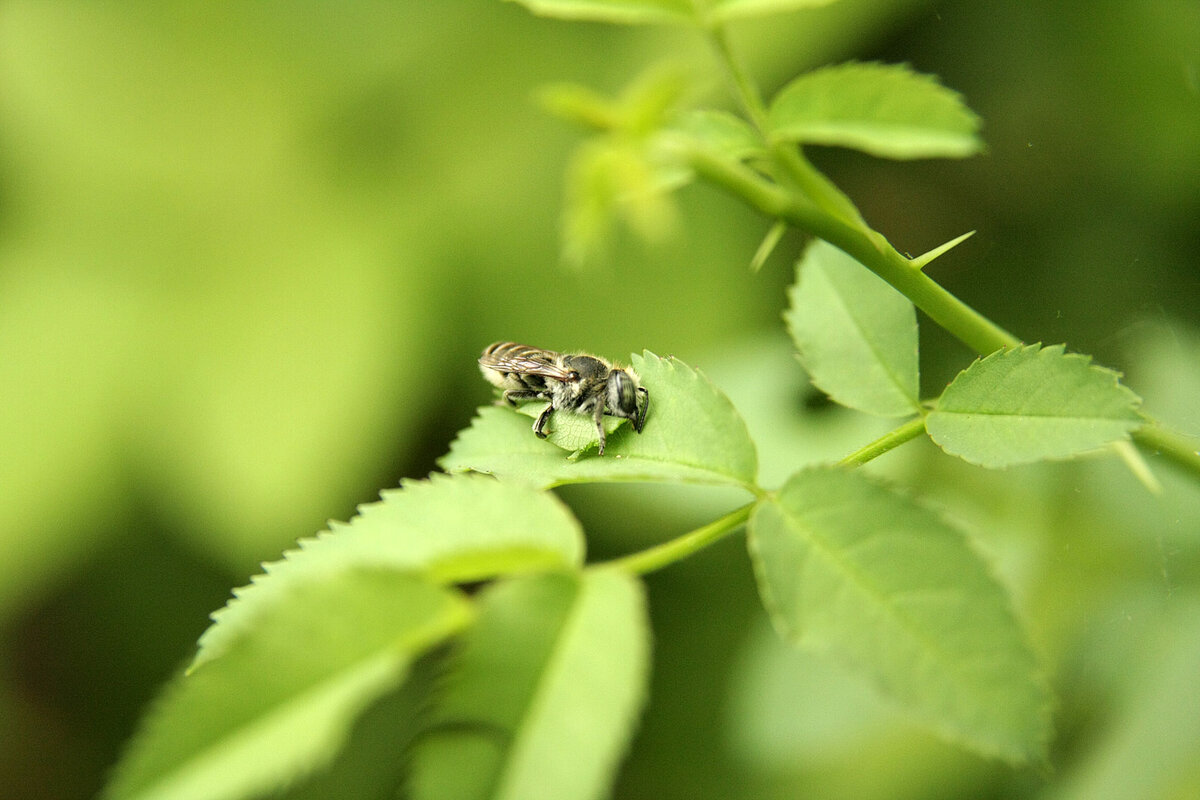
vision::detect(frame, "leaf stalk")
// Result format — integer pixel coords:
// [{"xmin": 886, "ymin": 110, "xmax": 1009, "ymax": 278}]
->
[
  {"xmin": 607, "ymin": 502, "xmax": 755, "ymax": 576},
  {"xmin": 839, "ymin": 416, "xmax": 928, "ymax": 467}
]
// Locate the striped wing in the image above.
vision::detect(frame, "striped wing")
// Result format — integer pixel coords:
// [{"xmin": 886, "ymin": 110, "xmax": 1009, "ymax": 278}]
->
[{"xmin": 478, "ymin": 342, "xmax": 577, "ymax": 383}]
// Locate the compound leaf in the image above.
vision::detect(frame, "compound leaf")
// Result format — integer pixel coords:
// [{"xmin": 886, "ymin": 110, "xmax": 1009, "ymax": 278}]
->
[
  {"xmin": 441, "ymin": 352, "xmax": 758, "ymax": 490},
  {"xmin": 785, "ymin": 240, "xmax": 920, "ymax": 416},
  {"xmin": 192, "ymin": 474, "xmax": 583, "ymax": 671},
  {"xmin": 926, "ymin": 344, "xmax": 1144, "ymax": 467},
  {"xmin": 410, "ymin": 569, "xmax": 650, "ymax": 800},
  {"xmin": 768, "ymin": 62, "xmax": 983, "ymax": 159},
  {"xmin": 104, "ymin": 571, "xmax": 472, "ymax": 800},
  {"xmin": 748, "ymin": 467, "xmax": 1051, "ymax": 763}
]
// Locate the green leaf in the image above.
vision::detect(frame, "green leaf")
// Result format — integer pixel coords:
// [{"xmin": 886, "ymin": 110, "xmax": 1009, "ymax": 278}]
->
[
  {"xmin": 768, "ymin": 62, "xmax": 984, "ymax": 159},
  {"xmin": 785, "ymin": 240, "xmax": 920, "ymax": 417},
  {"xmin": 276, "ymin": 653, "xmax": 445, "ymax": 800},
  {"xmin": 441, "ymin": 352, "xmax": 758, "ymax": 489},
  {"xmin": 104, "ymin": 570, "xmax": 472, "ymax": 800},
  {"xmin": 926, "ymin": 344, "xmax": 1144, "ymax": 467},
  {"xmin": 506, "ymin": 0, "xmax": 838, "ymax": 24},
  {"xmin": 561, "ymin": 139, "xmax": 679, "ymax": 266},
  {"xmin": 409, "ymin": 569, "xmax": 650, "ymax": 800},
  {"xmin": 748, "ymin": 467, "xmax": 1051, "ymax": 763},
  {"xmin": 708, "ymin": 0, "xmax": 840, "ymax": 22},
  {"xmin": 504, "ymin": 0, "xmax": 693, "ymax": 25},
  {"xmin": 512, "ymin": 402, "xmax": 627, "ymax": 457},
  {"xmin": 192, "ymin": 474, "xmax": 583, "ymax": 670},
  {"xmin": 670, "ymin": 109, "xmax": 764, "ymax": 163}
]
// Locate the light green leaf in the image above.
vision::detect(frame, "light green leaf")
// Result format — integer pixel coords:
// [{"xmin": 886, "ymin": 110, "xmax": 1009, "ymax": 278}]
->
[
  {"xmin": 513, "ymin": 402, "xmax": 627, "ymax": 457},
  {"xmin": 671, "ymin": 109, "xmax": 764, "ymax": 163},
  {"xmin": 561, "ymin": 139, "xmax": 679, "ymax": 266},
  {"xmin": 927, "ymin": 344, "xmax": 1144, "ymax": 467},
  {"xmin": 506, "ymin": 0, "xmax": 837, "ymax": 24},
  {"xmin": 504, "ymin": 0, "xmax": 693, "ymax": 25},
  {"xmin": 410, "ymin": 569, "xmax": 650, "ymax": 800},
  {"xmin": 709, "ymin": 0, "xmax": 840, "ymax": 22},
  {"xmin": 768, "ymin": 62, "xmax": 983, "ymax": 159},
  {"xmin": 192, "ymin": 474, "xmax": 583, "ymax": 671},
  {"xmin": 441, "ymin": 352, "xmax": 758, "ymax": 490},
  {"xmin": 785, "ymin": 240, "xmax": 920, "ymax": 416},
  {"xmin": 104, "ymin": 571, "xmax": 472, "ymax": 800},
  {"xmin": 748, "ymin": 467, "xmax": 1051, "ymax": 763},
  {"xmin": 273, "ymin": 655, "xmax": 444, "ymax": 800}
]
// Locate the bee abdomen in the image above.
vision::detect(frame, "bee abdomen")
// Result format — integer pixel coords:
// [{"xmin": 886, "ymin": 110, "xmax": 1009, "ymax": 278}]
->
[{"xmin": 482, "ymin": 341, "xmax": 533, "ymax": 361}]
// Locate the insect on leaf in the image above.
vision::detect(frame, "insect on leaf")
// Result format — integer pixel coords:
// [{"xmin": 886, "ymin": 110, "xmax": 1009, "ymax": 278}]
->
[
  {"xmin": 514, "ymin": 401, "xmax": 627, "ymax": 458},
  {"xmin": 926, "ymin": 344, "xmax": 1144, "ymax": 467},
  {"xmin": 748, "ymin": 466, "xmax": 1052, "ymax": 763},
  {"xmin": 441, "ymin": 352, "xmax": 758, "ymax": 490}
]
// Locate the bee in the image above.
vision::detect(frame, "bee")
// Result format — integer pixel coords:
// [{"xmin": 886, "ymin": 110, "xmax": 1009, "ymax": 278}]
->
[{"xmin": 479, "ymin": 342, "xmax": 649, "ymax": 455}]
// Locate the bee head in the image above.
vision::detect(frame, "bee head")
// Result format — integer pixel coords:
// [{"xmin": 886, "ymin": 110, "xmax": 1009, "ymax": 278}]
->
[{"xmin": 606, "ymin": 369, "xmax": 649, "ymax": 433}]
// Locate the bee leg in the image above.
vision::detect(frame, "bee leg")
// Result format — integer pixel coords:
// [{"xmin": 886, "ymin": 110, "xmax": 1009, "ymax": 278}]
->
[
  {"xmin": 594, "ymin": 401, "xmax": 607, "ymax": 455},
  {"xmin": 533, "ymin": 403, "xmax": 554, "ymax": 439},
  {"xmin": 503, "ymin": 389, "xmax": 544, "ymax": 406},
  {"xmin": 633, "ymin": 387, "xmax": 649, "ymax": 433}
]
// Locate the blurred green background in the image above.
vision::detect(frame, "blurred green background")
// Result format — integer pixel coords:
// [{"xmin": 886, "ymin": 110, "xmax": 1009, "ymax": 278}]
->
[{"xmin": 2, "ymin": 1, "xmax": 1198, "ymax": 798}]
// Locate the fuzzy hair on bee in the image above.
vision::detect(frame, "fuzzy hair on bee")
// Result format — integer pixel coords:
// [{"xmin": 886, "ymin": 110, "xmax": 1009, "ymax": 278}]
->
[{"xmin": 478, "ymin": 341, "xmax": 649, "ymax": 455}]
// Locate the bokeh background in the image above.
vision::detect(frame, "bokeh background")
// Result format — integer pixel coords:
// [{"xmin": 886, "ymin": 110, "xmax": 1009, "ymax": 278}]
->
[{"xmin": 2, "ymin": 1, "xmax": 1198, "ymax": 798}]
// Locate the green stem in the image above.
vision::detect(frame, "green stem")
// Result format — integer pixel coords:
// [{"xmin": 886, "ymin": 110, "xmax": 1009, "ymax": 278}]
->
[
  {"xmin": 704, "ymin": 24, "xmax": 769, "ymax": 130},
  {"xmin": 769, "ymin": 143, "xmax": 868, "ymax": 228},
  {"xmin": 607, "ymin": 502, "xmax": 755, "ymax": 576},
  {"xmin": 1132, "ymin": 423, "xmax": 1200, "ymax": 480},
  {"xmin": 687, "ymin": 148, "xmax": 1020, "ymax": 355},
  {"xmin": 704, "ymin": 22, "xmax": 864, "ymax": 226},
  {"xmin": 839, "ymin": 416, "xmax": 928, "ymax": 467}
]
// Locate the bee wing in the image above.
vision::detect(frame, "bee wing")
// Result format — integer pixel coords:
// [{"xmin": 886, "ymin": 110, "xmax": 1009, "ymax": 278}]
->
[{"xmin": 478, "ymin": 345, "xmax": 577, "ymax": 382}]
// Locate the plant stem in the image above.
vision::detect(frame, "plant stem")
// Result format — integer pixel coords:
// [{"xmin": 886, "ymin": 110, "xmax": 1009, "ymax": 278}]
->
[
  {"xmin": 607, "ymin": 502, "xmax": 755, "ymax": 576},
  {"xmin": 705, "ymin": 23, "xmax": 865, "ymax": 226},
  {"xmin": 704, "ymin": 24, "xmax": 768, "ymax": 130},
  {"xmin": 687, "ymin": 148, "xmax": 1020, "ymax": 355},
  {"xmin": 840, "ymin": 416, "xmax": 928, "ymax": 466},
  {"xmin": 1132, "ymin": 423, "xmax": 1200, "ymax": 480}
]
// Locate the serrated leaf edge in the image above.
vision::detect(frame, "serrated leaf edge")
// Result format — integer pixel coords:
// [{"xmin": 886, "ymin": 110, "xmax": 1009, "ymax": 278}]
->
[
  {"xmin": 747, "ymin": 467, "xmax": 1053, "ymax": 763},
  {"xmin": 192, "ymin": 474, "xmax": 583, "ymax": 672}
]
